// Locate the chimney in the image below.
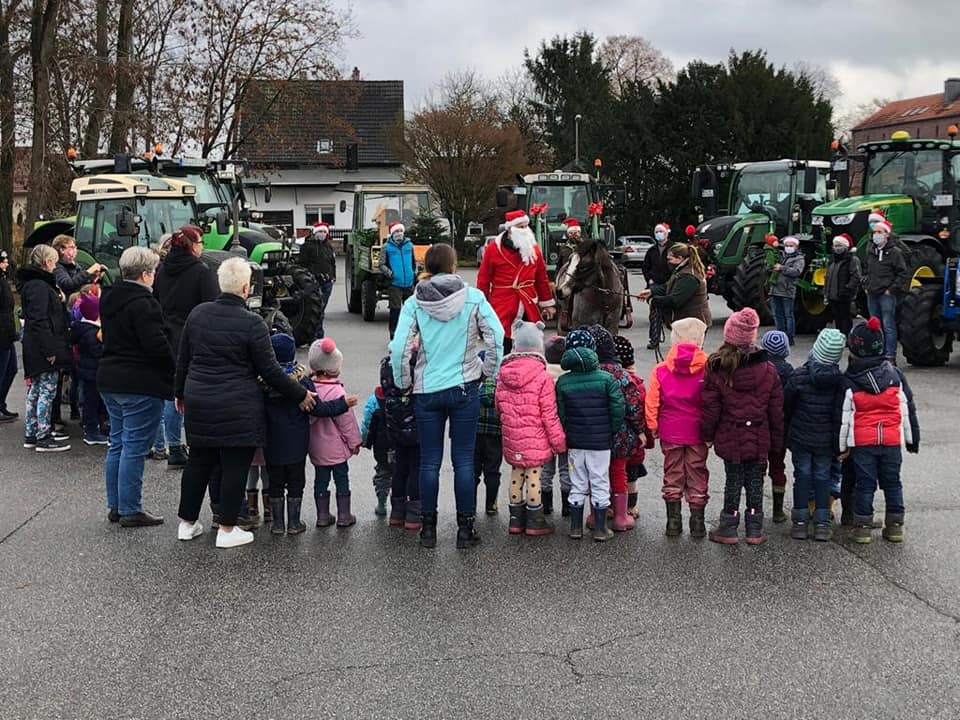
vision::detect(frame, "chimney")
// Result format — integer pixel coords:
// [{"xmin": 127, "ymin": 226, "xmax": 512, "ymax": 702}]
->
[
  {"xmin": 351, "ymin": 66, "xmax": 360, "ymax": 81},
  {"xmin": 945, "ymin": 78, "xmax": 960, "ymax": 104}
]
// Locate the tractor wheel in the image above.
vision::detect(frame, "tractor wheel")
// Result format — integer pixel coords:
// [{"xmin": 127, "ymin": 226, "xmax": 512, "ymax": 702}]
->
[
  {"xmin": 346, "ymin": 249, "xmax": 361, "ymax": 314},
  {"xmin": 361, "ymin": 278, "xmax": 378, "ymax": 322},
  {"xmin": 905, "ymin": 244, "xmax": 944, "ymax": 290},
  {"xmin": 899, "ymin": 284, "xmax": 953, "ymax": 367},
  {"xmin": 280, "ymin": 264, "xmax": 322, "ymax": 346},
  {"xmin": 261, "ymin": 307, "xmax": 294, "ymax": 337},
  {"xmin": 795, "ymin": 286, "xmax": 832, "ymax": 335},
  {"xmin": 729, "ymin": 249, "xmax": 773, "ymax": 325}
]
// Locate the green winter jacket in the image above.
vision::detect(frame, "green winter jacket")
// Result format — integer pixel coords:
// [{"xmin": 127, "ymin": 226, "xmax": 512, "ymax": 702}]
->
[{"xmin": 555, "ymin": 347, "xmax": 625, "ymax": 451}]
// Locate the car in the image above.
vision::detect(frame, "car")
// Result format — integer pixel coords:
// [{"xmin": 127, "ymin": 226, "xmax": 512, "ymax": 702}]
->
[{"xmin": 614, "ymin": 235, "xmax": 653, "ymax": 267}]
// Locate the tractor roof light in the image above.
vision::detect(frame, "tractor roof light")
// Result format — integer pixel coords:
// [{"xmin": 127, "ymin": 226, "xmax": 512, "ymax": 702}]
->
[
  {"xmin": 949, "ymin": 125, "xmax": 959, "ymax": 139},
  {"xmin": 891, "ymin": 130, "xmax": 911, "ymax": 141},
  {"xmin": 182, "ymin": 184, "xmax": 197, "ymax": 196},
  {"xmin": 154, "ymin": 143, "xmax": 163, "ymax": 156},
  {"xmin": 133, "ymin": 184, "xmax": 150, "ymax": 195},
  {"xmin": 66, "ymin": 147, "xmax": 78, "ymax": 160},
  {"xmin": 830, "ymin": 139, "xmax": 840, "ymax": 151}
]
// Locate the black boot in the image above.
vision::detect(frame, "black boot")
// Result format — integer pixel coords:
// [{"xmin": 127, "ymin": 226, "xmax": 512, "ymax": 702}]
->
[
  {"xmin": 665, "ymin": 500, "xmax": 683, "ymax": 536},
  {"xmin": 485, "ymin": 483, "xmax": 499, "ymax": 515},
  {"xmin": 561, "ymin": 490, "xmax": 571, "ymax": 517},
  {"xmin": 542, "ymin": 489, "xmax": 553, "ymax": 516},
  {"xmin": 882, "ymin": 512, "xmax": 904, "ymax": 543},
  {"xmin": 569, "ymin": 504, "xmax": 584, "ymax": 539},
  {"xmin": 508, "ymin": 504, "xmax": 526, "ymax": 535},
  {"xmin": 286, "ymin": 497, "xmax": 306, "ymax": 534},
  {"xmin": 270, "ymin": 497, "xmax": 286, "ymax": 535},
  {"xmin": 689, "ymin": 507, "xmax": 706, "ymax": 538},
  {"xmin": 592, "ymin": 505, "xmax": 614, "ymax": 542},
  {"xmin": 456, "ymin": 512, "xmax": 481, "ymax": 549},
  {"xmin": 772, "ymin": 490, "xmax": 787, "ymax": 523},
  {"xmin": 419, "ymin": 511, "xmax": 437, "ymax": 548}
]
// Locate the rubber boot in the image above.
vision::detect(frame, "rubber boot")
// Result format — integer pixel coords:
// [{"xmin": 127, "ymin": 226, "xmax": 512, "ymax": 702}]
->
[
  {"xmin": 689, "ymin": 507, "xmax": 706, "ymax": 538},
  {"xmin": 592, "ymin": 505, "xmax": 614, "ymax": 542},
  {"xmin": 790, "ymin": 508, "xmax": 809, "ymax": 540},
  {"xmin": 561, "ymin": 490, "xmax": 571, "ymax": 518},
  {"xmin": 744, "ymin": 509, "xmax": 767, "ymax": 545},
  {"xmin": 508, "ymin": 504, "xmax": 526, "ymax": 535},
  {"xmin": 610, "ymin": 493, "xmax": 635, "ymax": 532},
  {"xmin": 524, "ymin": 505, "xmax": 554, "ymax": 536},
  {"xmin": 389, "ymin": 495, "xmax": 406, "ymax": 526},
  {"xmin": 270, "ymin": 497, "xmax": 286, "ymax": 535},
  {"xmin": 262, "ymin": 490, "xmax": 272, "ymax": 523},
  {"xmin": 419, "ymin": 511, "xmax": 437, "ymax": 548},
  {"xmin": 455, "ymin": 512, "xmax": 481, "ymax": 549},
  {"xmin": 852, "ymin": 514, "xmax": 874, "ymax": 544},
  {"xmin": 709, "ymin": 510, "xmax": 740, "ymax": 545},
  {"xmin": 569, "ymin": 504, "xmax": 584, "ymax": 539},
  {"xmin": 881, "ymin": 512, "xmax": 904, "ymax": 543},
  {"xmin": 375, "ymin": 493, "xmax": 388, "ymax": 517},
  {"xmin": 772, "ymin": 490, "xmax": 786, "ymax": 523},
  {"xmin": 664, "ymin": 500, "xmax": 683, "ymax": 537},
  {"xmin": 246, "ymin": 492, "xmax": 260, "ymax": 518},
  {"xmin": 542, "ymin": 489, "xmax": 553, "ymax": 516},
  {"xmin": 403, "ymin": 499, "xmax": 422, "ymax": 530},
  {"xmin": 286, "ymin": 497, "xmax": 306, "ymax": 534},
  {"xmin": 315, "ymin": 494, "xmax": 335, "ymax": 527},
  {"xmin": 485, "ymin": 483, "xmax": 499, "ymax": 515},
  {"xmin": 335, "ymin": 494, "xmax": 356, "ymax": 528}
]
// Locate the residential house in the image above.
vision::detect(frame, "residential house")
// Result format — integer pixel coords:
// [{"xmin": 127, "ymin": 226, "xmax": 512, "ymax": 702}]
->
[{"xmin": 852, "ymin": 78, "xmax": 960, "ymax": 146}]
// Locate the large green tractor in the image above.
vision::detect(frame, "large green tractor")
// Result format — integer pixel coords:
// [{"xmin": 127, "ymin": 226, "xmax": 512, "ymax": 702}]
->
[{"xmin": 691, "ymin": 159, "xmax": 832, "ymax": 330}]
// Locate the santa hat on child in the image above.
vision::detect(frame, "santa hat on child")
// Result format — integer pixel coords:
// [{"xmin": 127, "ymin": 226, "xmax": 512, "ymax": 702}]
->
[
  {"xmin": 388, "ymin": 221, "xmax": 405, "ymax": 236},
  {"xmin": 562, "ymin": 217, "xmax": 581, "ymax": 236},
  {"xmin": 655, "ymin": 222, "xmax": 670, "ymax": 235},
  {"xmin": 868, "ymin": 209, "xmax": 887, "ymax": 226},
  {"xmin": 311, "ymin": 222, "xmax": 330, "ymax": 237},
  {"xmin": 504, "ymin": 209, "xmax": 529, "ymax": 228}
]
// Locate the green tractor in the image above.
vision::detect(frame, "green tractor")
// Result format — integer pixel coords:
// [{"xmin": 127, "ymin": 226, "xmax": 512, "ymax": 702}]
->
[{"xmin": 691, "ymin": 159, "xmax": 833, "ymax": 330}]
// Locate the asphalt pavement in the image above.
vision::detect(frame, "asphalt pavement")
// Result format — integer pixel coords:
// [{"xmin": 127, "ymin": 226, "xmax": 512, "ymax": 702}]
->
[{"xmin": 1, "ymin": 261, "xmax": 959, "ymax": 719}]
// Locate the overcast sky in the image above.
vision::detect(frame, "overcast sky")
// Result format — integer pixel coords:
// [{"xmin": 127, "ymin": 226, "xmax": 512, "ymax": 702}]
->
[{"xmin": 337, "ymin": 0, "xmax": 959, "ymax": 118}]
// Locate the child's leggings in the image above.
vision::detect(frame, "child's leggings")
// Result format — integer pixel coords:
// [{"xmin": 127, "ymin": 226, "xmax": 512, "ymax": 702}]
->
[
  {"xmin": 722, "ymin": 460, "xmax": 765, "ymax": 513},
  {"xmin": 25, "ymin": 371, "xmax": 58, "ymax": 439},
  {"xmin": 541, "ymin": 452, "xmax": 570, "ymax": 493},
  {"xmin": 509, "ymin": 466, "xmax": 542, "ymax": 507}
]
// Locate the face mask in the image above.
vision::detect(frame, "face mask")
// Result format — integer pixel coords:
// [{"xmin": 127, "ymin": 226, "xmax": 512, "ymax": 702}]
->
[
  {"xmin": 784, "ymin": 246, "xmax": 797, "ymax": 254},
  {"xmin": 655, "ymin": 232, "xmax": 665, "ymax": 242},
  {"xmin": 872, "ymin": 233, "xmax": 886, "ymax": 246},
  {"xmin": 833, "ymin": 244, "xmax": 848, "ymax": 254}
]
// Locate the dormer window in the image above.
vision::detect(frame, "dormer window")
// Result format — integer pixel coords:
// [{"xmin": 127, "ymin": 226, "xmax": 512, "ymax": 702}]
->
[{"xmin": 316, "ymin": 139, "xmax": 333, "ymax": 154}]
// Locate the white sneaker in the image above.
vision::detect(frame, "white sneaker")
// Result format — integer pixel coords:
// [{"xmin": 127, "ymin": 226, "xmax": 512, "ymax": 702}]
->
[
  {"xmin": 177, "ymin": 520, "xmax": 203, "ymax": 541},
  {"xmin": 215, "ymin": 526, "xmax": 254, "ymax": 548}
]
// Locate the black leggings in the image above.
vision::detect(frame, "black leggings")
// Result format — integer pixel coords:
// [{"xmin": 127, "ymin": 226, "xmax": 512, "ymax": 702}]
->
[
  {"xmin": 722, "ymin": 460, "xmax": 765, "ymax": 513},
  {"xmin": 266, "ymin": 462, "xmax": 307, "ymax": 499},
  {"xmin": 179, "ymin": 446, "xmax": 256, "ymax": 526},
  {"xmin": 392, "ymin": 444, "xmax": 421, "ymax": 501}
]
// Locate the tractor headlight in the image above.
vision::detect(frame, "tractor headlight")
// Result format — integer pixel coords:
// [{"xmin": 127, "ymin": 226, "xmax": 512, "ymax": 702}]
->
[
  {"xmin": 247, "ymin": 295, "xmax": 262, "ymax": 309},
  {"xmin": 812, "ymin": 215, "xmax": 824, "ymax": 226},
  {"xmin": 830, "ymin": 213, "xmax": 855, "ymax": 225}
]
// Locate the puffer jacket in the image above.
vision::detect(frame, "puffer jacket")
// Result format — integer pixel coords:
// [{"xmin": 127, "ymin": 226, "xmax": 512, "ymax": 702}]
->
[
  {"xmin": 839, "ymin": 355, "xmax": 919, "ymax": 452},
  {"xmin": 69, "ymin": 319, "xmax": 102, "ymax": 383},
  {"xmin": 17, "ymin": 265, "xmax": 71, "ymax": 378},
  {"xmin": 390, "ymin": 273, "xmax": 504, "ymax": 394},
  {"xmin": 646, "ymin": 342, "xmax": 707, "ymax": 446},
  {"xmin": 380, "ymin": 237, "xmax": 416, "ymax": 288},
  {"xmin": 783, "ymin": 358, "xmax": 844, "ymax": 454},
  {"xmin": 555, "ymin": 347, "xmax": 625, "ymax": 451},
  {"xmin": 770, "ymin": 356, "xmax": 794, "ymax": 387},
  {"xmin": 769, "ymin": 251, "xmax": 805, "ymax": 298},
  {"xmin": 495, "ymin": 353, "xmax": 566, "ymax": 467},
  {"xmin": 598, "ymin": 359, "xmax": 644, "ymax": 458},
  {"xmin": 701, "ymin": 348, "xmax": 784, "ymax": 462},
  {"xmin": 380, "ymin": 354, "xmax": 418, "ymax": 446},
  {"xmin": 308, "ymin": 380, "xmax": 362, "ymax": 466}
]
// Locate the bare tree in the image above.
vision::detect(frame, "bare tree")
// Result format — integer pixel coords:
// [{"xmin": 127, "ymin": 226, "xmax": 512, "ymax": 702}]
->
[
  {"xmin": 0, "ymin": 0, "xmax": 26, "ymax": 252},
  {"xmin": 793, "ymin": 60, "xmax": 841, "ymax": 102},
  {"xmin": 833, "ymin": 97, "xmax": 889, "ymax": 141},
  {"xmin": 81, "ymin": 0, "xmax": 111, "ymax": 156},
  {"xmin": 492, "ymin": 65, "xmax": 552, "ymax": 168},
  {"xmin": 107, "ymin": 0, "xmax": 134, "ymax": 153},
  {"xmin": 598, "ymin": 35, "xmax": 674, "ymax": 96}
]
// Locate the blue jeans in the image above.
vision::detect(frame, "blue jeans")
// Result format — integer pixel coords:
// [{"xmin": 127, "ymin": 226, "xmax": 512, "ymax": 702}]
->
[
  {"xmin": 314, "ymin": 462, "xmax": 350, "ymax": 498},
  {"xmin": 316, "ymin": 280, "xmax": 333, "ymax": 339},
  {"xmin": 866, "ymin": 292, "xmax": 898, "ymax": 359},
  {"xmin": 0, "ymin": 346, "xmax": 17, "ymax": 411},
  {"xmin": 770, "ymin": 295, "xmax": 795, "ymax": 340},
  {"xmin": 791, "ymin": 449, "xmax": 833, "ymax": 524},
  {"xmin": 102, "ymin": 393, "xmax": 164, "ymax": 515},
  {"xmin": 153, "ymin": 399, "xmax": 183, "ymax": 451},
  {"xmin": 415, "ymin": 381, "xmax": 481, "ymax": 514},
  {"xmin": 852, "ymin": 445, "xmax": 904, "ymax": 517}
]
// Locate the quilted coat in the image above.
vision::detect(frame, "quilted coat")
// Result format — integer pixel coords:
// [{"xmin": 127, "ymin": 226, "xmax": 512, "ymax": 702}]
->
[
  {"xmin": 783, "ymin": 359, "xmax": 845, "ymax": 454},
  {"xmin": 308, "ymin": 379, "xmax": 362, "ymax": 466},
  {"xmin": 646, "ymin": 342, "xmax": 707, "ymax": 446},
  {"xmin": 555, "ymin": 347, "xmax": 625, "ymax": 451},
  {"xmin": 495, "ymin": 352, "xmax": 566, "ymax": 467}
]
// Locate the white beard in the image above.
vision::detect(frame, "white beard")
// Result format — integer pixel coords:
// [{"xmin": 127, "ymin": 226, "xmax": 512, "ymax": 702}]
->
[{"xmin": 508, "ymin": 226, "xmax": 537, "ymax": 265}]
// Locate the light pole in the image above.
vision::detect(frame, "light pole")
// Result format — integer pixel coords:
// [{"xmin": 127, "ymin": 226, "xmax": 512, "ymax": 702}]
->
[{"xmin": 574, "ymin": 114, "xmax": 582, "ymax": 166}]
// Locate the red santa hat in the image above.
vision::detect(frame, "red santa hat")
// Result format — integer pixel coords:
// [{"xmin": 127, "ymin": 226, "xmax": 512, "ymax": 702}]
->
[
  {"xmin": 873, "ymin": 219, "xmax": 892, "ymax": 235},
  {"xmin": 562, "ymin": 217, "xmax": 581, "ymax": 236},
  {"xmin": 311, "ymin": 222, "xmax": 330, "ymax": 236},
  {"xmin": 655, "ymin": 222, "xmax": 670, "ymax": 235},
  {"xmin": 504, "ymin": 209, "xmax": 529, "ymax": 228},
  {"xmin": 868, "ymin": 209, "xmax": 886, "ymax": 226},
  {"xmin": 388, "ymin": 221, "xmax": 405, "ymax": 236},
  {"xmin": 834, "ymin": 233, "xmax": 854, "ymax": 248},
  {"xmin": 685, "ymin": 224, "xmax": 696, "ymax": 238}
]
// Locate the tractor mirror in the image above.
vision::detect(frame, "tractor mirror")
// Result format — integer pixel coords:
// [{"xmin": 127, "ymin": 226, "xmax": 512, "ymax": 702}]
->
[
  {"xmin": 263, "ymin": 184, "xmax": 272, "ymax": 204},
  {"xmin": 803, "ymin": 167, "xmax": 819, "ymax": 195},
  {"xmin": 215, "ymin": 210, "xmax": 231, "ymax": 236},
  {"xmin": 115, "ymin": 207, "xmax": 140, "ymax": 237},
  {"xmin": 495, "ymin": 188, "xmax": 510, "ymax": 207}
]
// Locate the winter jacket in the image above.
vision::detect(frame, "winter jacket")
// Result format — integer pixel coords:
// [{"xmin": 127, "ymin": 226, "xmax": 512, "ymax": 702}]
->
[
  {"xmin": 0, "ymin": 269, "xmax": 17, "ymax": 351},
  {"xmin": 380, "ymin": 237, "xmax": 416, "ymax": 289},
  {"xmin": 864, "ymin": 242, "xmax": 908, "ymax": 297},
  {"xmin": 839, "ymin": 355, "xmax": 919, "ymax": 452},
  {"xmin": 625, "ymin": 370, "xmax": 652, "ymax": 465},
  {"xmin": 495, "ymin": 353, "xmax": 566, "ymax": 467},
  {"xmin": 477, "ymin": 374, "xmax": 500, "ymax": 436},
  {"xmin": 54, "ymin": 259, "xmax": 96, "ymax": 295},
  {"xmin": 153, "ymin": 247, "xmax": 219, "ymax": 355},
  {"xmin": 598, "ymin": 359, "xmax": 644, "ymax": 458},
  {"xmin": 783, "ymin": 359, "xmax": 844, "ymax": 454},
  {"xmin": 308, "ymin": 379, "xmax": 362, "ymax": 466},
  {"xmin": 98, "ymin": 280, "xmax": 175, "ymax": 399},
  {"xmin": 70, "ymin": 319, "xmax": 102, "ymax": 383},
  {"xmin": 176, "ymin": 293, "xmax": 306, "ymax": 447},
  {"xmin": 17, "ymin": 265, "xmax": 71, "ymax": 378},
  {"xmin": 769, "ymin": 251, "xmax": 805, "ymax": 298},
  {"xmin": 650, "ymin": 263, "xmax": 711, "ymax": 328},
  {"xmin": 380, "ymin": 354, "xmax": 418, "ymax": 446},
  {"xmin": 824, "ymin": 251, "xmax": 862, "ymax": 302},
  {"xmin": 701, "ymin": 348, "xmax": 784, "ymax": 462},
  {"xmin": 770, "ymin": 357, "xmax": 795, "ymax": 387},
  {"xmin": 298, "ymin": 236, "xmax": 337, "ymax": 283},
  {"xmin": 555, "ymin": 347, "xmax": 625, "ymax": 451},
  {"xmin": 360, "ymin": 389, "xmax": 391, "ymax": 464},
  {"xmin": 646, "ymin": 342, "xmax": 707, "ymax": 446},
  {"xmin": 642, "ymin": 239, "xmax": 676, "ymax": 286},
  {"xmin": 390, "ymin": 273, "xmax": 503, "ymax": 394}
]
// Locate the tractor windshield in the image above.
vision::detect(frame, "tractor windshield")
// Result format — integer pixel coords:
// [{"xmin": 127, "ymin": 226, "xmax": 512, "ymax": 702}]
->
[
  {"xmin": 731, "ymin": 168, "xmax": 796, "ymax": 216},
  {"xmin": 168, "ymin": 170, "xmax": 228, "ymax": 210},
  {"xmin": 359, "ymin": 192, "xmax": 430, "ymax": 229},
  {"xmin": 527, "ymin": 183, "xmax": 591, "ymax": 222},
  {"xmin": 863, "ymin": 148, "xmax": 943, "ymax": 197},
  {"xmin": 76, "ymin": 196, "xmax": 197, "ymax": 263}
]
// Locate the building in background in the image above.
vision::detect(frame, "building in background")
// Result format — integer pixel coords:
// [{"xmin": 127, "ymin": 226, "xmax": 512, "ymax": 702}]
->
[{"xmin": 852, "ymin": 78, "xmax": 960, "ymax": 146}]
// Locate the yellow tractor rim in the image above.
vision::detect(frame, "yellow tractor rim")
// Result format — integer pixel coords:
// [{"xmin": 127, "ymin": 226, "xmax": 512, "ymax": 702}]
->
[
  {"xmin": 812, "ymin": 268, "xmax": 827, "ymax": 287},
  {"xmin": 911, "ymin": 265, "xmax": 934, "ymax": 289}
]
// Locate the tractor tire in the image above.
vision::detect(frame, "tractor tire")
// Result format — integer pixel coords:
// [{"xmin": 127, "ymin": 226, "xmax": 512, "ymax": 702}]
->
[
  {"xmin": 261, "ymin": 307, "xmax": 294, "ymax": 337},
  {"xmin": 346, "ymin": 250, "xmax": 361, "ymax": 314},
  {"xmin": 729, "ymin": 250, "xmax": 773, "ymax": 325},
  {"xmin": 899, "ymin": 284, "xmax": 953, "ymax": 367},
  {"xmin": 795, "ymin": 288, "xmax": 832, "ymax": 335},
  {"xmin": 281, "ymin": 264, "xmax": 322, "ymax": 346},
  {"xmin": 361, "ymin": 278, "xmax": 378, "ymax": 322},
  {"xmin": 904, "ymin": 244, "xmax": 944, "ymax": 291}
]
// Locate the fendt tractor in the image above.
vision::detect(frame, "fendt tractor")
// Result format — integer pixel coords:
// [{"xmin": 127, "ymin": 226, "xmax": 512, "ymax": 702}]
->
[{"xmin": 691, "ymin": 159, "xmax": 833, "ymax": 331}]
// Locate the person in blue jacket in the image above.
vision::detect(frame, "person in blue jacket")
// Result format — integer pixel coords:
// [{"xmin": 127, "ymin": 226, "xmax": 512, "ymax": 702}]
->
[{"xmin": 379, "ymin": 221, "xmax": 417, "ymax": 339}]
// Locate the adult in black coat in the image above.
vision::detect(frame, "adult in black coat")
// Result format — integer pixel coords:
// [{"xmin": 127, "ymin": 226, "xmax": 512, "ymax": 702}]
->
[
  {"xmin": 16, "ymin": 245, "xmax": 71, "ymax": 450},
  {"xmin": 52, "ymin": 234, "xmax": 104, "ymax": 294},
  {"xmin": 175, "ymin": 256, "xmax": 320, "ymax": 549},
  {"xmin": 640, "ymin": 224, "xmax": 676, "ymax": 349},
  {"xmin": 97, "ymin": 246, "xmax": 175, "ymax": 527},
  {"xmin": 297, "ymin": 222, "xmax": 336, "ymax": 338},
  {"xmin": 0, "ymin": 249, "xmax": 20, "ymax": 421}
]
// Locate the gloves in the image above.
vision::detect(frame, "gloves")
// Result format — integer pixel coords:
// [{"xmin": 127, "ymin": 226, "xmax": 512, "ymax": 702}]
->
[{"xmin": 906, "ymin": 442, "xmax": 919, "ymax": 454}]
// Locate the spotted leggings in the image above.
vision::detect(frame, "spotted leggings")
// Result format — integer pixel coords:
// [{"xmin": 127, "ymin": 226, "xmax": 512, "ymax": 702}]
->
[
  {"xmin": 25, "ymin": 371, "xmax": 59, "ymax": 439},
  {"xmin": 509, "ymin": 466, "xmax": 543, "ymax": 508}
]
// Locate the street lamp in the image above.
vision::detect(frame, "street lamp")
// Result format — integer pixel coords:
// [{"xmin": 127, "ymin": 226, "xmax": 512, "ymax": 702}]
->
[{"xmin": 574, "ymin": 114, "xmax": 582, "ymax": 166}]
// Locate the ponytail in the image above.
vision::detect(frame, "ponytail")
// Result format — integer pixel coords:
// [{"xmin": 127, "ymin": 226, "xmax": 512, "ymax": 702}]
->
[
  {"xmin": 707, "ymin": 342, "xmax": 743, "ymax": 386},
  {"xmin": 669, "ymin": 243, "xmax": 706, "ymax": 278}
]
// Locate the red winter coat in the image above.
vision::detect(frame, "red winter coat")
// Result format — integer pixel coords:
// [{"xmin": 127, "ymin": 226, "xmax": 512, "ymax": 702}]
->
[
  {"xmin": 477, "ymin": 238, "xmax": 555, "ymax": 339},
  {"xmin": 495, "ymin": 353, "xmax": 567, "ymax": 467},
  {"xmin": 700, "ymin": 349, "xmax": 784, "ymax": 462}
]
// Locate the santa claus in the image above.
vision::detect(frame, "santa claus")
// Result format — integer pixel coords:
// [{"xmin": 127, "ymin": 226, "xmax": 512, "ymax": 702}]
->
[{"xmin": 477, "ymin": 209, "xmax": 555, "ymax": 352}]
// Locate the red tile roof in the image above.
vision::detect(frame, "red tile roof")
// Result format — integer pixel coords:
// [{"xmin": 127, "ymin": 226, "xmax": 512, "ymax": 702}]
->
[{"xmin": 853, "ymin": 92, "xmax": 960, "ymax": 131}]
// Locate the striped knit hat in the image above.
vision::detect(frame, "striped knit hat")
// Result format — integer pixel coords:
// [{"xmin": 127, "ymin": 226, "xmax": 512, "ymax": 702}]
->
[
  {"xmin": 760, "ymin": 330, "xmax": 790, "ymax": 359},
  {"xmin": 811, "ymin": 328, "xmax": 846, "ymax": 365}
]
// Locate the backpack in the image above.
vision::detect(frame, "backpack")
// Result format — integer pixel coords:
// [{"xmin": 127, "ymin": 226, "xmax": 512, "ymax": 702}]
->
[{"xmin": 379, "ymin": 355, "xmax": 418, "ymax": 446}]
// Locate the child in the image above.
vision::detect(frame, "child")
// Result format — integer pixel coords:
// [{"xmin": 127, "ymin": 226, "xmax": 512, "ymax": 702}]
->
[
  {"xmin": 246, "ymin": 453, "xmax": 269, "ymax": 525},
  {"xmin": 769, "ymin": 236, "xmax": 805, "ymax": 344},
  {"xmin": 763, "ymin": 234, "xmax": 780, "ymax": 286},
  {"xmin": 760, "ymin": 329, "xmax": 793, "ymax": 523},
  {"xmin": 555, "ymin": 329, "xmax": 625, "ymax": 542},
  {"xmin": 541, "ymin": 334, "xmax": 570, "ymax": 516},
  {"xmin": 495, "ymin": 320, "xmax": 567, "ymax": 536},
  {"xmin": 840, "ymin": 318, "xmax": 920, "ymax": 544},
  {"xmin": 645, "ymin": 317, "xmax": 710, "ymax": 537},
  {"xmin": 380, "ymin": 353, "xmax": 421, "ymax": 530},
  {"xmin": 360, "ymin": 384, "xmax": 394, "ymax": 516},
  {"xmin": 701, "ymin": 308, "xmax": 784, "ymax": 545},
  {"xmin": 783, "ymin": 328, "xmax": 847, "ymax": 542},
  {"xmin": 614, "ymin": 335, "xmax": 653, "ymax": 519},
  {"xmin": 70, "ymin": 292, "xmax": 107, "ymax": 445},
  {"xmin": 308, "ymin": 337, "xmax": 362, "ymax": 528},
  {"xmin": 475, "ymin": 369, "xmax": 502, "ymax": 515}
]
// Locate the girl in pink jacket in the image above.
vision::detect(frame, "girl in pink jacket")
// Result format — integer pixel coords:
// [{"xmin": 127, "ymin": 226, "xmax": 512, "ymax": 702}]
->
[
  {"xmin": 495, "ymin": 320, "xmax": 567, "ymax": 537},
  {"xmin": 308, "ymin": 338, "xmax": 362, "ymax": 529}
]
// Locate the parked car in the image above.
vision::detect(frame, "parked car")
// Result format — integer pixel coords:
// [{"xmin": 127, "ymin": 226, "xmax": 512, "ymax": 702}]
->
[{"xmin": 613, "ymin": 235, "xmax": 653, "ymax": 267}]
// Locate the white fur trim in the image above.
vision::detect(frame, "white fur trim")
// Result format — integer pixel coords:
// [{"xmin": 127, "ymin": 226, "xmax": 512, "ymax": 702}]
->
[
  {"xmin": 538, "ymin": 298, "xmax": 556, "ymax": 308},
  {"xmin": 505, "ymin": 214, "xmax": 529, "ymax": 228},
  {"xmin": 389, "ymin": 223, "xmax": 405, "ymax": 235}
]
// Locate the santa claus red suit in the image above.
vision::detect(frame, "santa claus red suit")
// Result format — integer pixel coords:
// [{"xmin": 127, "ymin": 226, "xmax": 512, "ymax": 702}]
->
[{"xmin": 477, "ymin": 210, "xmax": 555, "ymax": 345}]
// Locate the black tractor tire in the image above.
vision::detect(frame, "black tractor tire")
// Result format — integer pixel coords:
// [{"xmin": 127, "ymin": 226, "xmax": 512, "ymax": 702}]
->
[
  {"xmin": 361, "ymin": 277, "xmax": 378, "ymax": 322},
  {"xmin": 260, "ymin": 307, "xmax": 294, "ymax": 337},
  {"xmin": 346, "ymin": 249, "xmax": 361, "ymax": 314},
  {"xmin": 729, "ymin": 249, "xmax": 773, "ymax": 325},
  {"xmin": 281, "ymin": 264, "xmax": 322, "ymax": 346},
  {"xmin": 899, "ymin": 284, "xmax": 953, "ymax": 367},
  {"xmin": 795, "ymin": 288, "xmax": 832, "ymax": 335},
  {"xmin": 904, "ymin": 244, "xmax": 944, "ymax": 291}
]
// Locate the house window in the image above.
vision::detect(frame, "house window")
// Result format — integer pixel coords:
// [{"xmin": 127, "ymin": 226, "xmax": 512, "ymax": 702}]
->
[
  {"xmin": 305, "ymin": 205, "xmax": 335, "ymax": 226},
  {"xmin": 316, "ymin": 139, "xmax": 333, "ymax": 154}
]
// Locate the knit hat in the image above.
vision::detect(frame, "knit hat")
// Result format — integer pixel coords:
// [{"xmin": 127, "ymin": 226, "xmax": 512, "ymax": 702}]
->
[
  {"xmin": 723, "ymin": 307, "xmax": 760, "ymax": 349},
  {"xmin": 868, "ymin": 209, "xmax": 886, "ymax": 226},
  {"xmin": 685, "ymin": 224, "xmax": 696, "ymax": 238},
  {"xmin": 512, "ymin": 319, "xmax": 545, "ymax": 353},
  {"xmin": 848, "ymin": 317, "xmax": 884, "ymax": 358},
  {"xmin": 308, "ymin": 337, "xmax": 343, "ymax": 374},
  {"xmin": 586, "ymin": 324, "xmax": 616, "ymax": 362},
  {"xmin": 564, "ymin": 328, "xmax": 595, "ymax": 351},
  {"xmin": 613, "ymin": 335, "xmax": 635, "ymax": 368},
  {"xmin": 670, "ymin": 317, "xmax": 707, "ymax": 347},
  {"xmin": 760, "ymin": 329, "xmax": 790, "ymax": 359},
  {"xmin": 78, "ymin": 292, "xmax": 100, "ymax": 321},
  {"xmin": 544, "ymin": 334, "xmax": 566, "ymax": 364},
  {"xmin": 270, "ymin": 333, "xmax": 297, "ymax": 365},
  {"xmin": 811, "ymin": 328, "xmax": 846, "ymax": 365}
]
